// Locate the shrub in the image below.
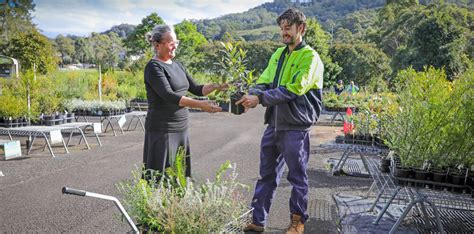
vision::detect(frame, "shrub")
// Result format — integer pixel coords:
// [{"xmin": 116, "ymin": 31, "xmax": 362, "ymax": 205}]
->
[
  {"xmin": 117, "ymin": 151, "xmax": 249, "ymax": 232},
  {"xmin": 384, "ymin": 67, "xmax": 473, "ymax": 168}
]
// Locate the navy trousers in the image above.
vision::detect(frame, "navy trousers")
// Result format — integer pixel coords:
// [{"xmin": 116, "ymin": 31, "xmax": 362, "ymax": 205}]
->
[{"xmin": 251, "ymin": 126, "xmax": 310, "ymax": 226}]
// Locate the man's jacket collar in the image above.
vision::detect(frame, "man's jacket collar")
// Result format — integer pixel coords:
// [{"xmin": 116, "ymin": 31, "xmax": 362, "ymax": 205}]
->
[{"xmin": 285, "ymin": 40, "xmax": 306, "ymax": 54}]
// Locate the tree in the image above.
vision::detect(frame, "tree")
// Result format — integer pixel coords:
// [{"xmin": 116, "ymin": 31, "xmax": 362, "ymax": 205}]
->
[
  {"xmin": 0, "ymin": 0, "xmax": 36, "ymax": 43},
  {"xmin": 105, "ymin": 32, "xmax": 124, "ymax": 70},
  {"xmin": 124, "ymin": 13, "xmax": 164, "ymax": 55},
  {"xmin": 89, "ymin": 32, "xmax": 108, "ymax": 67},
  {"xmin": 103, "ymin": 23, "xmax": 136, "ymax": 39},
  {"xmin": 174, "ymin": 20, "xmax": 208, "ymax": 71},
  {"xmin": 305, "ymin": 18, "xmax": 342, "ymax": 87},
  {"xmin": 55, "ymin": 34, "xmax": 75, "ymax": 66},
  {"xmin": 89, "ymin": 32, "xmax": 124, "ymax": 71},
  {"xmin": 391, "ymin": 6, "xmax": 470, "ymax": 79},
  {"xmin": 73, "ymin": 37, "xmax": 93, "ymax": 64},
  {"xmin": 240, "ymin": 41, "xmax": 281, "ymax": 75},
  {"xmin": 331, "ymin": 43, "xmax": 391, "ymax": 86},
  {"xmin": 5, "ymin": 30, "xmax": 58, "ymax": 74}
]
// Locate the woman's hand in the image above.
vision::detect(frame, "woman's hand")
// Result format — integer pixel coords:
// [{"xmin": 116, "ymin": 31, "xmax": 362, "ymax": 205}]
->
[
  {"xmin": 214, "ymin": 83, "xmax": 229, "ymax": 91},
  {"xmin": 200, "ymin": 101, "xmax": 222, "ymax": 113},
  {"xmin": 202, "ymin": 83, "xmax": 229, "ymax": 96}
]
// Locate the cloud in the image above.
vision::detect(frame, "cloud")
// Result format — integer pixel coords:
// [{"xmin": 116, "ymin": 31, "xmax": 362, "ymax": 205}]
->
[{"xmin": 32, "ymin": 0, "xmax": 270, "ymax": 38}]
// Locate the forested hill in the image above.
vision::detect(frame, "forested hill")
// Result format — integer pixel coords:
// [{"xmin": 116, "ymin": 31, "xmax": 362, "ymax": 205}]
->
[{"xmin": 193, "ymin": 0, "xmax": 473, "ymax": 41}]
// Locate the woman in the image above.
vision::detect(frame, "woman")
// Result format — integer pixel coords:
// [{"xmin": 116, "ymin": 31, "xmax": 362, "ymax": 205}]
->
[{"xmin": 143, "ymin": 25, "xmax": 224, "ymax": 178}]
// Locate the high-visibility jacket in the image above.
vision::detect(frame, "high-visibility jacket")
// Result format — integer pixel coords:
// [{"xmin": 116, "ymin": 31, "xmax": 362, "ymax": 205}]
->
[{"xmin": 251, "ymin": 41, "xmax": 324, "ymax": 131}]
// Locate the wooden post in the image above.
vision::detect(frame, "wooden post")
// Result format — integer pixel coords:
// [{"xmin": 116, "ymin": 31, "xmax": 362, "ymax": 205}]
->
[{"xmin": 98, "ymin": 64, "xmax": 102, "ymax": 102}]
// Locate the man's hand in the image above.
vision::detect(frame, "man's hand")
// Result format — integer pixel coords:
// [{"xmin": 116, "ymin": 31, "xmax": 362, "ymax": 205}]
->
[{"xmin": 236, "ymin": 95, "xmax": 259, "ymax": 110}]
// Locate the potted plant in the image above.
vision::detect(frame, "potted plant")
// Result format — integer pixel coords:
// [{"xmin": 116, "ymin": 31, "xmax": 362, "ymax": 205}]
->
[
  {"xmin": 216, "ymin": 41, "xmax": 255, "ymax": 115},
  {"xmin": 383, "ymin": 68, "xmax": 473, "ymax": 189},
  {"xmin": 117, "ymin": 148, "xmax": 250, "ymax": 232},
  {"xmin": 37, "ymin": 93, "xmax": 62, "ymax": 125}
]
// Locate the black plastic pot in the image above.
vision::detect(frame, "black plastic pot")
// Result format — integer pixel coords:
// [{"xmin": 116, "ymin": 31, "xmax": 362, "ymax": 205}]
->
[
  {"xmin": 21, "ymin": 118, "xmax": 28, "ymax": 127},
  {"xmin": 449, "ymin": 172, "xmax": 466, "ymax": 186},
  {"xmin": 467, "ymin": 172, "xmax": 474, "ymax": 187},
  {"xmin": 230, "ymin": 91, "xmax": 245, "ymax": 115},
  {"xmin": 4, "ymin": 119, "xmax": 12, "ymax": 128},
  {"xmin": 380, "ymin": 157, "xmax": 390, "ymax": 173},
  {"xmin": 44, "ymin": 115, "xmax": 54, "ymax": 126},
  {"xmin": 335, "ymin": 135, "xmax": 345, "ymax": 144},
  {"xmin": 413, "ymin": 169, "xmax": 430, "ymax": 188},
  {"xmin": 395, "ymin": 166, "xmax": 412, "ymax": 178},
  {"xmin": 67, "ymin": 113, "xmax": 75, "ymax": 123},
  {"xmin": 54, "ymin": 114, "xmax": 63, "ymax": 125},
  {"xmin": 431, "ymin": 170, "xmax": 447, "ymax": 183},
  {"xmin": 218, "ymin": 102, "xmax": 230, "ymax": 112}
]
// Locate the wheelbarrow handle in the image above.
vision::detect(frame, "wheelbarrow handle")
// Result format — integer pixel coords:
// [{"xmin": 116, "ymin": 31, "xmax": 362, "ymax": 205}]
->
[{"xmin": 62, "ymin": 187, "xmax": 86, "ymax": 196}]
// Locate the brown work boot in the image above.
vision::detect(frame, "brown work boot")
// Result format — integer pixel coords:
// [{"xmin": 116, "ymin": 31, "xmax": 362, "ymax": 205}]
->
[
  {"xmin": 286, "ymin": 214, "xmax": 304, "ymax": 234},
  {"xmin": 243, "ymin": 223, "xmax": 265, "ymax": 232}
]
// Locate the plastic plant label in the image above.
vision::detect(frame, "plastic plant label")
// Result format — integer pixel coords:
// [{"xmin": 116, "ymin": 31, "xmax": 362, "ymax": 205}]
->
[
  {"xmin": 118, "ymin": 115, "xmax": 127, "ymax": 128},
  {"xmin": 50, "ymin": 130, "xmax": 63, "ymax": 144},
  {"xmin": 1, "ymin": 140, "xmax": 22, "ymax": 160},
  {"xmin": 93, "ymin": 123, "xmax": 102, "ymax": 134}
]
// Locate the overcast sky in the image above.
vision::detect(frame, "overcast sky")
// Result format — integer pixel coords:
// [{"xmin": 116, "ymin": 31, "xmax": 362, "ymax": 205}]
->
[{"xmin": 32, "ymin": 0, "xmax": 271, "ymax": 38}]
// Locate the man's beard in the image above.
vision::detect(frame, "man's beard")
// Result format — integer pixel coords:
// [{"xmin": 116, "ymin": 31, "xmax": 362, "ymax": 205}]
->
[{"xmin": 282, "ymin": 35, "xmax": 295, "ymax": 45}]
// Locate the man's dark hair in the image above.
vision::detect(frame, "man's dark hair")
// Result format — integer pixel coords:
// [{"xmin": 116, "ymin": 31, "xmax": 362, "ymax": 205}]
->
[{"xmin": 277, "ymin": 8, "xmax": 306, "ymax": 26}]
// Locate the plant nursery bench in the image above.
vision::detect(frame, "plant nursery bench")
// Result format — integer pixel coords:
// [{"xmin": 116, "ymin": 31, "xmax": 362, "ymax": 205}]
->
[
  {"xmin": 364, "ymin": 156, "xmax": 474, "ymax": 233},
  {"xmin": 55, "ymin": 122, "xmax": 102, "ymax": 149},
  {"xmin": 320, "ymin": 142, "xmax": 388, "ymax": 177},
  {"xmin": 0, "ymin": 123, "xmax": 101, "ymax": 158},
  {"xmin": 0, "ymin": 126, "xmax": 69, "ymax": 157},
  {"xmin": 124, "ymin": 111, "xmax": 147, "ymax": 131},
  {"xmin": 75, "ymin": 114, "xmax": 127, "ymax": 136}
]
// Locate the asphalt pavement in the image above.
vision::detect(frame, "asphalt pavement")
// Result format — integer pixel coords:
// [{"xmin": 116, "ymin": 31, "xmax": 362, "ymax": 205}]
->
[{"xmin": 0, "ymin": 107, "xmax": 372, "ymax": 233}]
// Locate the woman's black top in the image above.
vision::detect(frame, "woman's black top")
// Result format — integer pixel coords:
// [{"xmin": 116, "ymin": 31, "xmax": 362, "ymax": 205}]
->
[{"xmin": 144, "ymin": 59, "xmax": 203, "ymax": 132}]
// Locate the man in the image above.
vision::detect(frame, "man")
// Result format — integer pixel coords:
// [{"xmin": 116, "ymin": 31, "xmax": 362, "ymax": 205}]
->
[
  {"xmin": 237, "ymin": 8, "xmax": 324, "ymax": 234},
  {"xmin": 346, "ymin": 80, "xmax": 359, "ymax": 94},
  {"xmin": 334, "ymin": 79, "xmax": 344, "ymax": 95}
]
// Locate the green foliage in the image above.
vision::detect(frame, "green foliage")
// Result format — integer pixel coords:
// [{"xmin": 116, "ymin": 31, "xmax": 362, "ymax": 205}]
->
[
  {"xmin": 384, "ymin": 67, "xmax": 473, "ymax": 168},
  {"xmin": 88, "ymin": 32, "xmax": 124, "ymax": 71},
  {"xmin": 215, "ymin": 41, "xmax": 255, "ymax": 101},
  {"xmin": 330, "ymin": 43, "xmax": 391, "ymax": 86},
  {"xmin": 102, "ymin": 23, "xmax": 136, "ymax": 39},
  {"xmin": 124, "ymin": 13, "xmax": 164, "ymax": 55},
  {"xmin": 125, "ymin": 50, "xmax": 153, "ymax": 74},
  {"xmin": 392, "ymin": 6, "xmax": 470, "ymax": 80},
  {"xmin": 193, "ymin": 0, "xmax": 387, "ymax": 41},
  {"xmin": 164, "ymin": 147, "xmax": 187, "ymax": 192},
  {"xmin": 305, "ymin": 18, "xmax": 342, "ymax": 87},
  {"xmin": 0, "ymin": 0, "xmax": 36, "ymax": 44},
  {"xmin": 73, "ymin": 37, "xmax": 93, "ymax": 64},
  {"xmin": 374, "ymin": 3, "xmax": 473, "ymax": 81},
  {"xmin": 55, "ymin": 34, "xmax": 75, "ymax": 66},
  {"xmin": 0, "ymin": 85, "xmax": 28, "ymax": 119},
  {"xmin": 0, "ymin": 70, "xmax": 41, "ymax": 119},
  {"xmin": 195, "ymin": 8, "xmax": 278, "ymax": 41},
  {"xmin": 240, "ymin": 41, "xmax": 281, "ymax": 75},
  {"xmin": 117, "ymin": 161, "xmax": 249, "ymax": 232},
  {"xmin": 353, "ymin": 110, "xmax": 379, "ymax": 136},
  {"xmin": 334, "ymin": 9, "xmax": 379, "ymax": 42},
  {"xmin": 234, "ymin": 25, "xmax": 280, "ymax": 41},
  {"xmin": 174, "ymin": 20, "xmax": 208, "ymax": 71},
  {"xmin": 4, "ymin": 30, "xmax": 58, "ymax": 74}
]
